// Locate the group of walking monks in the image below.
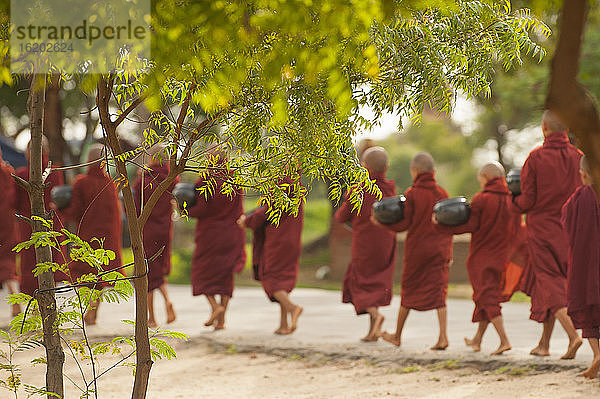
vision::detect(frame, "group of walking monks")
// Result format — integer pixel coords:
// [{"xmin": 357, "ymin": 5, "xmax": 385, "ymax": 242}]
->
[{"xmin": 0, "ymin": 110, "xmax": 598, "ymax": 379}]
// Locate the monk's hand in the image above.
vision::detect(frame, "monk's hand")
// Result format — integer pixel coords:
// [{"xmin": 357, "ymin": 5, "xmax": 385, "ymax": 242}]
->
[
  {"xmin": 237, "ymin": 214, "xmax": 246, "ymax": 229},
  {"xmin": 370, "ymin": 214, "xmax": 383, "ymax": 227},
  {"xmin": 431, "ymin": 213, "xmax": 438, "ymax": 225}
]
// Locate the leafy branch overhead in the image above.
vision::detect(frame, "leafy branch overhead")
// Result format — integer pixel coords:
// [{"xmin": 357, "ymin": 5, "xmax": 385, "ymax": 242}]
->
[{"xmin": 0, "ymin": 1, "xmax": 548, "ymax": 220}]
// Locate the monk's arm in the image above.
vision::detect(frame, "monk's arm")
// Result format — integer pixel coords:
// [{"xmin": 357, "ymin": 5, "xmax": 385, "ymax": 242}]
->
[
  {"xmin": 245, "ymin": 206, "xmax": 268, "ymax": 230},
  {"xmin": 333, "ymin": 198, "xmax": 352, "ymax": 224},
  {"xmin": 511, "ymin": 157, "xmax": 536, "ymax": 213}
]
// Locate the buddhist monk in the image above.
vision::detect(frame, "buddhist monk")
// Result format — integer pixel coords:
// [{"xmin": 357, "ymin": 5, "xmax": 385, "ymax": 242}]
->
[
  {"xmin": 133, "ymin": 144, "xmax": 178, "ymax": 328},
  {"xmin": 434, "ymin": 162, "xmax": 518, "ymax": 355},
  {"xmin": 14, "ymin": 138, "xmax": 67, "ymax": 296},
  {"xmin": 61, "ymin": 144, "xmax": 122, "ymax": 325},
  {"xmin": 335, "ymin": 147, "xmax": 397, "ymax": 342},
  {"xmin": 510, "ymin": 110, "xmax": 583, "ymax": 359},
  {"xmin": 561, "ymin": 155, "xmax": 600, "ymax": 378},
  {"xmin": 238, "ymin": 178, "xmax": 304, "ymax": 335},
  {"xmin": 187, "ymin": 149, "xmax": 246, "ymax": 330},
  {"xmin": 371, "ymin": 152, "xmax": 453, "ymax": 350},
  {"xmin": 0, "ymin": 147, "xmax": 21, "ymax": 316}
]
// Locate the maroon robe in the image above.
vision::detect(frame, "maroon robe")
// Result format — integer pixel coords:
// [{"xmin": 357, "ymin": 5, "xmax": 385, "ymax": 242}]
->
[
  {"xmin": 436, "ymin": 178, "xmax": 520, "ymax": 322},
  {"xmin": 511, "ymin": 132, "xmax": 583, "ymax": 322},
  {"xmin": 0, "ymin": 155, "xmax": 17, "ymax": 285},
  {"xmin": 561, "ymin": 185, "xmax": 600, "ymax": 338},
  {"xmin": 62, "ymin": 164, "xmax": 122, "ymax": 287},
  {"xmin": 246, "ymin": 199, "xmax": 304, "ymax": 301},
  {"xmin": 188, "ymin": 172, "xmax": 246, "ymax": 297},
  {"xmin": 385, "ymin": 172, "xmax": 453, "ymax": 311},
  {"xmin": 133, "ymin": 163, "xmax": 178, "ymax": 292},
  {"xmin": 14, "ymin": 160, "xmax": 67, "ymax": 295},
  {"xmin": 334, "ymin": 171, "xmax": 397, "ymax": 314}
]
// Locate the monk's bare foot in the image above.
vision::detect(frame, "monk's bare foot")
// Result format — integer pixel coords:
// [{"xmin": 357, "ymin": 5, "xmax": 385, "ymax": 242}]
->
[
  {"xmin": 148, "ymin": 319, "xmax": 157, "ymax": 328},
  {"xmin": 491, "ymin": 343, "xmax": 512, "ymax": 355},
  {"xmin": 529, "ymin": 345, "xmax": 550, "ymax": 357},
  {"xmin": 11, "ymin": 304, "xmax": 21, "ymax": 317},
  {"xmin": 166, "ymin": 302, "xmax": 176, "ymax": 324},
  {"xmin": 290, "ymin": 306, "xmax": 303, "ymax": 332},
  {"xmin": 274, "ymin": 327, "xmax": 292, "ymax": 335},
  {"xmin": 214, "ymin": 324, "xmax": 225, "ymax": 331},
  {"xmin": 431, "ymin": 337, "xmax": 449, "ymax": 351},
  {"xmin": 582, "ymin": 358, "xmax": 600, "ymax": 379},
  {"xmin": 464, "ymin": 337, "xmax": 481, "ymax": 352},
  {"xmin": 204, "ymin": 305, "xmax": 225, "ymax": 327},
  {"xmin": 370, "ymin": 314, "xmax": 384, "ymax": 339},
  {"xmin": 214, "ymin": 313, "xmax": 225, "ymax": 330},
  {"xmin": 561, "ymin": 337, "xmax": 583, "ymax": 360},
  {"xmin": 380, "ymin": 331, "xmax": 401, "ymax": 347}
]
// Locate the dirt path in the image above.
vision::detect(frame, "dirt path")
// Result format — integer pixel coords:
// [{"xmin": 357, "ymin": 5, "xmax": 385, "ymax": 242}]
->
[{"xmin": 6, "ymin": 339, "xmax": 599, "ymax": 398}]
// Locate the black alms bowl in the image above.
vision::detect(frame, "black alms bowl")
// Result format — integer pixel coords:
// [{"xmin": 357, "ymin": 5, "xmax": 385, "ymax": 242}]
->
[
  {"xmin": 172, "ymin": 182, "xmax": 197, "ymax": 208},
  {"xmin": 51, "ymin": 185, "xmax": 72, "ymax": 210},
  {"xmin": 373, "ymin": 195, "xmax": 406, "ymax": 225},
  {"xmin": 433, "ymin": 197, "xmax": 470, "ymax": 226},
  {"xmin": 506, "ymin": 168, "xmax": 521, "ymax": 196}
]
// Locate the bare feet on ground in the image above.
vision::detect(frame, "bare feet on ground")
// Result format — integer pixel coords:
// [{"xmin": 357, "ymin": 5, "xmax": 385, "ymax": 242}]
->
[
  {"xmin": 204, "ymin": 305, "xmax": 225, "ymax": 327},
  {"xmin": 166, "ymin": 302, "xmax": 176, "ymax": 324},
  {"xmin": 214, "ymin": 313, "xmax": 225, "ymax": 330},
  {"xmin": 491, "ymin": 343, "xmax": 512, "ymax": 355},
  {"xmin": 290, "ymin": 306, "xmax": 303, "ymax": 332},
  {"xmin": 274, "ymin": 327, "xmax": 292, "ymax": 335},
  {"xmin": 148, "ymin": 319, "xmax": 157, "ymax": 328},
  {"xmin": 582, "ymin": 358, "xmax": 600, "ymax": 379},
  {"xmin": 430, "ymin": 337, "xmax": 449, "ymax": 351},
  {"xmin": 560, "ymin": 337, "xmax": 583, "ymax": 360},
  {"xmin": 464, "ymin": 337, "xmax": 481, "ymax": 352},
  {"xmin": 380, "ymin": 331, "xmax": 401, "ymax": 346},
  {"xmin": 362, "ymin": 314, "xmax": 384, "ymax": 342},
  {"xmin": 530, "ymin": 345, "xmax": 550, "ymax": 357}
]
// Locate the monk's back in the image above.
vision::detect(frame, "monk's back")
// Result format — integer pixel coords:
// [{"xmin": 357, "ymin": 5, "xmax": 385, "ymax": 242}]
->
[
  {"xmin": 404, "ymin": 181, "xmax": 451, "ymax": 263},
  {"xmin": 524, "ymin": 135, "xmax": 581, "ymax": 226}
]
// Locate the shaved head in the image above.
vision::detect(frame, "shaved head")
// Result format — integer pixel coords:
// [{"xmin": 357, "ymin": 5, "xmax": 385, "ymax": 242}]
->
[
  {"xmin": 542, "ymin": 110, "xmax": 567, "ymax": 136},
  {"xmin": 357, "ymin": 139, "xmax": 376, "ymax": 158},
  {"xmin": 478, "ymin": 161, "xmax": 505, "ymax": 180},
  {"xmin": 87, "ymin": 144, "xmax": 105, "ymax": 163},
  {"xmin": 410, "ymin": 152, "xmax": 435, "ymax": 173},
  {"xmin": 580, "ymin": 155, "xmax": 590, "ymax": 174},
  {"xmin": 362, "ymin": 146, "xmax": 388, "ymax": 173}
]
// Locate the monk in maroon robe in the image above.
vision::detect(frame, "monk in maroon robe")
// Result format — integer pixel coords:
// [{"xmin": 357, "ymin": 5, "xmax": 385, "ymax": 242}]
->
[
  {"xmin": 61, "ymin": 144, "xmax": 122, "ymax": 325},
  {"xmin": 133, "ymin": 146, "xmax": 179, "ymax": 328},
  {"xmin": 0, "ymin": 148, "xmax": 20, "ymax": 316},
  {"xmin": 561, "ymin": 156, "xmax": 600, "ymax": 378},
  {"xmin": 372, "ymin": 152, "xmax": 453, "ymax": 350},
  {"xmin": 14, "ymin": 139, "xmax": 67, "ymax": 296},
  {"xmin": 510, "ymin": 110, "xmax": 583, "ymax": 359},
  {"xmin": 335, "ymin": 147, "xmax": 397, "ymax": 342},
  {"xmin": 188, "ymin": 152, "xmax": 246, "ymax": 330},
  {"xmin": 435, "ymin": 162, "xmax": 518, "ymax": 355},
  {"xmin": 239, "ymin": 178, "xmax": 304, "ymax": 335}
]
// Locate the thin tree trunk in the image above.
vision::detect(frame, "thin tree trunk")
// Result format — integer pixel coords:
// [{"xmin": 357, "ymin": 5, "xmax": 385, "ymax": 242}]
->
[
  {"xmin": 28, "ymin": 74, "xmax": 65, "ymax": 398},
  {"xmin": 96, "ymin": 77, "xmax": 153, "ymax": 399},
  {"xmin": 546, "ymin": 0, "xmax": 600, "ymax": 196}
]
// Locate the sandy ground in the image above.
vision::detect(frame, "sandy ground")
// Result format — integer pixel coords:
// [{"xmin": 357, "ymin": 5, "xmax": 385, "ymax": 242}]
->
[{"xmin": 3, "ymin": 338, "xmax": 598, "ymax": 399}]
